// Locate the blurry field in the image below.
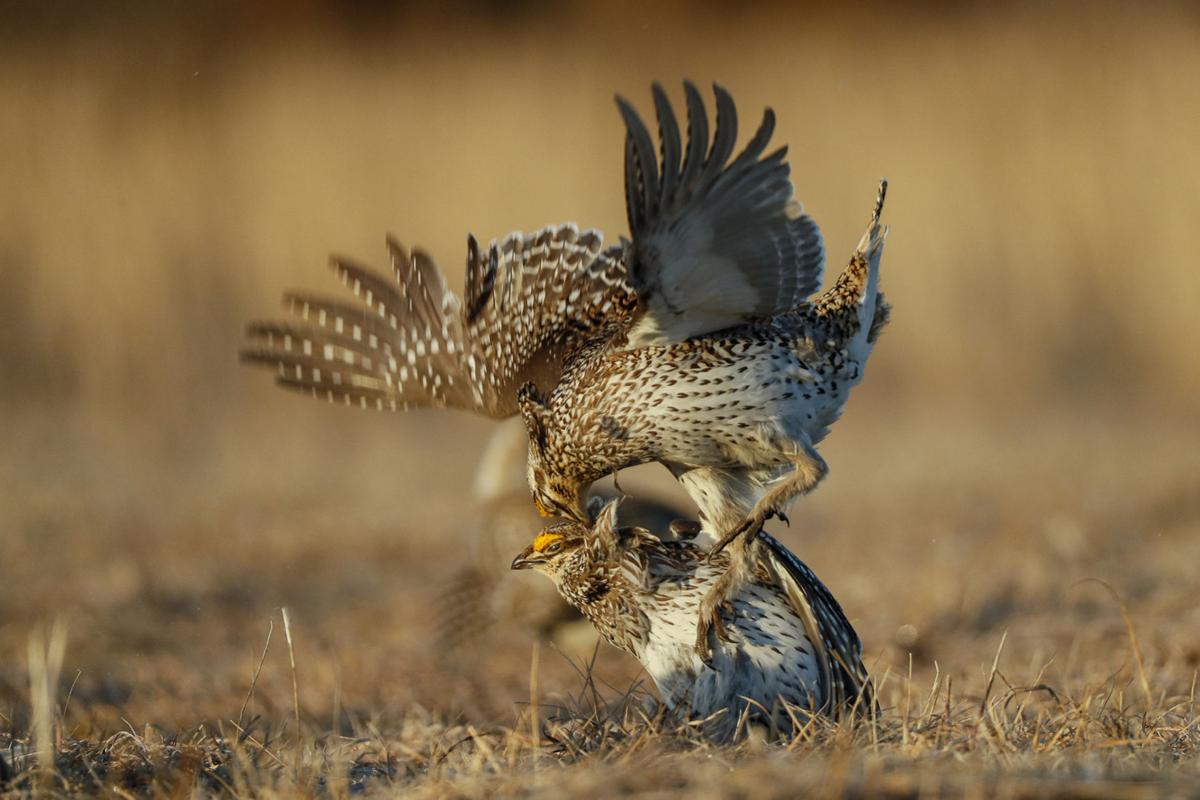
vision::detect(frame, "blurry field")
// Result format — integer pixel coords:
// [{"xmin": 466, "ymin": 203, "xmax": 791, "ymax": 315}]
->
[{"xmin": 2, "ymin": 1, "xmax": 1199, "ymax": 796}]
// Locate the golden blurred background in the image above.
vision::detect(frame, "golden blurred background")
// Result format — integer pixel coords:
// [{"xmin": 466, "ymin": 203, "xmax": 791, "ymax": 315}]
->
[
  {"xmin": 5, "ymin": 0, "xmax": 1198, "ymax": 461},
  {"xmin": 2, "ymin": 0, "xmax": 1199, "ymax": 743}
]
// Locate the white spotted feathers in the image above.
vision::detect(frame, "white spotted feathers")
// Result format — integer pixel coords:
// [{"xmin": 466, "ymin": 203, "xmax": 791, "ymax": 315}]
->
[{"xmin": 242, "ymin": 224, "xmax": 633, "ymax": 416}]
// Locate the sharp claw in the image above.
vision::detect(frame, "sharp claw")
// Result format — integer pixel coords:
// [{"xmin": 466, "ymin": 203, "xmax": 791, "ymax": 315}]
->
[
  {"xmin": 713, "ymin": 609, "xmax": 736, "ymax": 644},
  {"xmin": 774, "ymin": 510, "xmax": 790, "ymax": 527},
  {"xmin": 696, "ymin": 603, "xmax": 733, "ymax": 667},
  {"xmin": 694, "ymin": 622, "xmax": 714, "ymax": 666},
  {"xmin": 695, "ymin": 601, "xmax": 736, "ymax": 665}
]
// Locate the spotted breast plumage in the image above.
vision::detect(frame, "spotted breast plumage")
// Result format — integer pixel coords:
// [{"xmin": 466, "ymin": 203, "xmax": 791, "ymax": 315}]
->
[
  {"xmin": 240, "ymin": 81, "xmax": 890, "ymax": 661},
  {"xmin": 510, "ymin": 499, "xmax": 873, "ymax": 741}
]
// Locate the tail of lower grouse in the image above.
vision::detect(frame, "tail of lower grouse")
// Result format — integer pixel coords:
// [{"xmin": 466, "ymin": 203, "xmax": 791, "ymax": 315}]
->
[{"xmin": 813, "ymin": 180, "xmax": 890, "ymax": 364}]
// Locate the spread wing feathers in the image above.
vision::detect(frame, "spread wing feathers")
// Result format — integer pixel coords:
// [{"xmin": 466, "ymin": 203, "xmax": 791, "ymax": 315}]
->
[
  {"xmin": 617, "ymin": 81, "xmax": 826, "ymax": 348},
  {"xmin": 759, "ymin": 532, "xmax": 874, "ymax": 717},
  {"xmin": 456, "ymin": 227, "xmax": 634, "ymax": 415},
  {"xmin": 241, "ymin": 224, "xmax": 633, "ymax": 417}
]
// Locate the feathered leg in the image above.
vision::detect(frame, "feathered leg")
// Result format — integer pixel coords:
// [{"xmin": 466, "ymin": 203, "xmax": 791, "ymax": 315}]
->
[
  {"xmin": 695, "ymin": 441, "xmax": 828, "ymax": 664},
  {"xmin": 708, "ymin": 439, "xmax": 828, "ymax": 555},
  {"xmin": 695, "ymin": 537, "xmax": 756, "ymax": 664}
]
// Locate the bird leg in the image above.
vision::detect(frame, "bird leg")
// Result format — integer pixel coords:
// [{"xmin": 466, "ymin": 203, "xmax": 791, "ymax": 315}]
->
[
  {"xmin": 694, "ymin": 561, "xmax": 740, "ymax": 666},
  {"xmin": 708, "ymin": 508, "xmax": 781, "ymax": 555},
  {"xmin": 709, "ymin": 442, "xmax": 827, "ymax": 556}
]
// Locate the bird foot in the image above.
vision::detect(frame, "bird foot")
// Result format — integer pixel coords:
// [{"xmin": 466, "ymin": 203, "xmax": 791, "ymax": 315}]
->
[{"xmin": 694, "ymin": 598, "xmax": 735, "ymax": 667}]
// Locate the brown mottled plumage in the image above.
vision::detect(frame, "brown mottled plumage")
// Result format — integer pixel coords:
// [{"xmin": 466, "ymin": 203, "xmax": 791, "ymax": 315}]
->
[
  {"xmin": 240, "ymin": 81, "xmax": 890, "ymax": 662},
  {"xmin": 511, "ymin": 500, "xmax": 873, "ymax": 741}
]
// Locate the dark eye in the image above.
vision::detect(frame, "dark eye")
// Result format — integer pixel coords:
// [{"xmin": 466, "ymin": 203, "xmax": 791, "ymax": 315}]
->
[{"xmin": 546, "ymin": 541, "xmax": 562, "ymax": 554}]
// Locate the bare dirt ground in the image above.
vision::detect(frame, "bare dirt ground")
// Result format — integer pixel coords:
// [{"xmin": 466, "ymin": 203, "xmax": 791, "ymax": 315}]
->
[{"xmin": 2, "ymin": 3, "xmax": 1199, "ymax": 796}]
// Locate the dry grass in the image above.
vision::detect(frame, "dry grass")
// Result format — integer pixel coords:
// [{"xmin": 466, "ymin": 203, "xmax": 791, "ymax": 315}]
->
[
  {"xmin": 3, "ymin": 409, "xmax": 1197, "ymax": 796},
  {"xmin": 2, "ymin": 2, "xmax": 1199, "ymax": 796},
  {"xmin": 3, "ymin": 601, "xmax": 1199, "ymax": 797}
]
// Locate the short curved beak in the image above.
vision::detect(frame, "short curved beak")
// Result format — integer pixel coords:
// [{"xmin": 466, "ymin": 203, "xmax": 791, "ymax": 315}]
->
[{"xmin": 511, "ymin": 549, "xmax": 536, "ymax": 570}]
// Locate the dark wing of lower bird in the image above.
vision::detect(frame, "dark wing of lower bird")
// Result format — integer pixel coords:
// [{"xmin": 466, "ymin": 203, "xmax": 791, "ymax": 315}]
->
[{"xmin": 758, "ymin": 531, "xmax": 874, "ymax": 717}]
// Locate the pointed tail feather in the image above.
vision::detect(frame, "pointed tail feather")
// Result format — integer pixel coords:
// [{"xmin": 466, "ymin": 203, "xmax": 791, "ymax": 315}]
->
[
  {"xmin": 860, "ymin": 179, "xmax": 890, "ymax": 345},
  {"xmin": 814, "ymin": 179, "xmax": 890, "ymax": 358}
]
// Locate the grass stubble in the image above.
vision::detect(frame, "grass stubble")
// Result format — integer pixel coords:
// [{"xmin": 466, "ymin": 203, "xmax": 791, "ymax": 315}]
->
[{"xmin": 4, "ymin": 633, "xmax": 1198, "ymax": 797}]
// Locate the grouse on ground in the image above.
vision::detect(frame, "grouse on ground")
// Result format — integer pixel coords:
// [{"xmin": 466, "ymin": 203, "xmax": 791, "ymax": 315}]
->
[{"xmin": 511, "ymin": 499, "xmax": 873, "ymax": 741}]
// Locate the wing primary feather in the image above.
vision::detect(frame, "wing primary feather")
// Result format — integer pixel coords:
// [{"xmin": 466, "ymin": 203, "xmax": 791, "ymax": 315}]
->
[
  {"xmin": 700, "ymin": 83, "xmax": 738, "ymax": 187},
  {"xmin": 715, "ymin": 140, "xmax": 787, "ymax": 203},
  {"xmin": 478, "ymin": 237, "xmax": 499, "ymax": 317},
  {"xmin": 726, "ymin": 107, "xmax": 776, "ymax": 175},
  {"xmin": 390, "ymin": 238, "xmax": 448, "ymax": 326},
  {"xmin": 493, "ymin": 240, "xmax": 514, "ymax": 312},
  {"xmin": 623, "ymin": 132, "xmax": 643, "ymax": 234},
  {"xmin": 279, "ymin": 292, "xmax": 395, "ymax": 345},
  {"xmin": 487, "ymin": 242, "xmax": 499, "ymax": 295},
  {"xmin": 275, "ymin": 375, "xmax": 399, "ymax": 409},
  {"xmin": 759, "ymin": 532, "xmax": 871, "ymax": 714},
  {"xmin": 243, "ymin": 321, "xmax": 383, "ymax": 365},
  {"xmin": 679, "ymin": 81, "xmax": 709, "ymax": 192},
  {"xmin": 616, "ymin": 95, "xmax": 661, "ymax": 225},
  {"xmin": 464, "ymin": 234, "xmax": 487, "ymax": 323},
  {"xmin": 388, "ymin": 241, "xmax": 425, "ymax": 325},
  {"xmin": 330, "ymin": 255, "xmax": 403, "ymax": 325},
  {"xmin": 651, "ymin": 83, "xmax": 681, "ymax": 211}
]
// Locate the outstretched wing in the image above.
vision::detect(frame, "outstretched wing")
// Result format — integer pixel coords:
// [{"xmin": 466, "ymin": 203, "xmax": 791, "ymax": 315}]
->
[
  {"xmin": 241, "ymin": 224, "xmax": 634, "ymax": 417},
  {"xmin": 616, "ymin": 82, "xmax": 825, "ymax": 347},
  {"xmin": 759, "ymin": 532, "xmax": 873, "ymax": 717}
]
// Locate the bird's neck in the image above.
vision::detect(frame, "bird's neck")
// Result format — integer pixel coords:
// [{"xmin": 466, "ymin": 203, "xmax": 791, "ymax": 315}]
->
[{"xmin": 558, "ymin": 562, "xmax": 645, "ymax": 657}]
